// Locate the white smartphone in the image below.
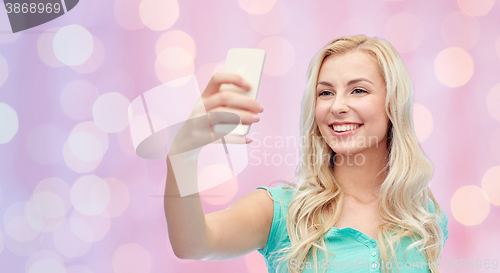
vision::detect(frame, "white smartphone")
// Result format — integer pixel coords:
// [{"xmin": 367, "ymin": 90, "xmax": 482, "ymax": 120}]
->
[{"xmin": 214, "ymin": 48, "xmax": 266, "ymax": 135}]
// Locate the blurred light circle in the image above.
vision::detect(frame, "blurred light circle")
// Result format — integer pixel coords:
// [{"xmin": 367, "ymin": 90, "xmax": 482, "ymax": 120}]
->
[
  {"xmin": 3, "ymin": 230, "xmax": 41, "ymax": 256},
  {"xmin": 53, "ymin": 24, "xmax": 94, "ymax": 66},
  {"xmin": 112, "ymin": 243, "xmax": 152, "ymax": 273},
  {"xmin": 69, "ymin": 132, "xmax": 104, "ymax": 162},
  {"xmin": 384, "ymin": 13, "xmax": 425, "ymax": 53},
  {"xmin": 248, "ymin": 1, "xmax": 288, "ymax": 36},
  {"xmin": 257, "ymin": 36, "xmax": 295, "ymax": 76},
  {"xmin": 0, "ymin": 230, "xmax": 4, "ymax": 254},
  {"xmin": 53, "ymin": 220, "xmax": 92, "ymax": 258},
  {"xmin": 104, "ymin": 177, "xmax": 130, "ymax": 217},
  {"xmin": 457, "ymin": 0, "xmax": 495, "ymax": 16},
  {"xmin": 64, "ymin": 121, "xmax": 108, "ymax": 172},
  {"xmin": 31, "ymin": 191, "xmax": 66, "ymax": 219},
  {"xmin": 29, "ymin": 259, "xmax": 66, "ymax": 273},
  {"xmin": 195, "ymin": 62, "xmax": 225, "ymax": 93},
  {"xmin": 156, "ymin": 30, "xmax": 196, "ymax": 58},
  {"xmin": 72, "ymin": 122, "xmax": 109, "ymax": 153},
  {"xmin": 92, "ymin": 92, "xmax": 130, "ymax": 133},
  {"xmin": 487, "ymin": 84, "xmax": 500, "ymax": 122},
  {"xmin": 29, "ymin": 178, "xmax": 71, "ymax": 230},
  {"xmin": 71, "ymin": 36, "xmax": 106, "ymax": 74},
  {"xmin": 26, "ymin": 195, "xmax": 65, "ymax": 232},
  {"xmin": 199, "ymin": 165, "xmax": 238, "ymax": 205},
  {"xmin": 0, "ymin": 54, "xmax": 8, "ymax": 88},
  {"xmin": 155, "ymin": 55, "xmax": 195, "ymax": 83},
  {"xmin": 26, "ymin": 124, "xmax": 65, "ymax": 165},
  {"xmin": 434, "ymin": 47, "xmax": 474, "ymax": 88},
  {"xmin": 4, "ymin": 202, "xmax": 40, "ymax": 242},
  {"xmin": 245, "ymin": 250, "xmax": 268, "ymax": 273},
  {"xmin": 70, "ymin": 210, "xmax": 111, "ymax": 242},
  {"xmin": 157, "ymin": 47, "xmax": 193, "ymax": 70},
  {"xmin": 0, "ymin": 102, "xmax": 19, "ymax": 144},
  {"xmin": 61, "ymin": 80, "xmax": 99, "ymax": 120},
  {"xmin": 66, "ymin": 265, "xmax": 93, "ymax": 273},
  {"xmin": 0, "ymin": 186, "xmax": 3, "ymax": 213},
  {"xmin": 451, "ymin": 185, "xmax": 490, "ymax": 226},
  {"xmin": 38, "ymin": 27, "xmax": 65, "ymax": 67},
  {"xmin": 139, "ymin": 0, "xmax": 179, "ymax": 31},
  {"xmin": 413, "ymin": 103, "xmax": 433, "ymax": 142},
  {"xmin": 25, "ymin": 250, "xmax": 64, "ymax": 273},
  {"xmin": 491, "ymin": 128, "xmax": 500, "ymax": 163},
  {"xmin": 0, "ymin": 4, "xmax": 22, "ymax": 44},
  {"xmin": 71, "ymin": 175, "xmax": 110, "ymax": 216},
  {"xmin": 481, "ymin": 166, "xmax": 500, "ymax": 206},
  {"xmin": 63, "ymin": 140, "xmax": 103, "ymax": 173},
  {"xmin": 114, "ymin": 0, "xmax": 144, "ymax": 30},
  {"xmin": 68, "ymin": 216, "xmax": 92, "ymax": 243},
  {"xmin": 5, "ymin": 216, "xmax": 40, "ymax": 242},
  {"xmin": 441, "ymin": 11, "xmax": 480, "ymax": 50},
  {"xmin": 238, "ymin": 0, "xmax": 277, "ymax": 14}
]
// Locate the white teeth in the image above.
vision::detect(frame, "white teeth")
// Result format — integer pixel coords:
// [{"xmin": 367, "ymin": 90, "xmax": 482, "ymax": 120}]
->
[{"xmin": 332, "ymin": 124, "xmax": 359, "ymax": 132}]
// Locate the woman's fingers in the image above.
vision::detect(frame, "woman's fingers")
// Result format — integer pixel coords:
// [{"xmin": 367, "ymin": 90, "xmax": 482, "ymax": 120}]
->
[
  {"xmin": 208, "ymin": 107, "xmax": 260, "ymax": 125},
  {"xmin": 212, "ymin": 134, "xmax": 253, "ymax": 145},
  {"xmin": 203, "ymin": 73, "xmax": 250, "ymax": 98},
  {"xmin": 203, "ymin": 90, "xmax": 264, "ymax": 114}
]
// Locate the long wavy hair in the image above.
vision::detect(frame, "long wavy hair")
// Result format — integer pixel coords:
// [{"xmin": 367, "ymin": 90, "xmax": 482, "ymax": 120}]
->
[{"xmin": 268, "ymin": 35, "xmax": 446, "ymax": 273}]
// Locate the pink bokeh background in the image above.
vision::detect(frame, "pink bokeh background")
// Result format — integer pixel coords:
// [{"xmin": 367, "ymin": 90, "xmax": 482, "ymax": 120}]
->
[{"xmin": 1, "ymin": 0, "xmax": 500, "ymax": 272}]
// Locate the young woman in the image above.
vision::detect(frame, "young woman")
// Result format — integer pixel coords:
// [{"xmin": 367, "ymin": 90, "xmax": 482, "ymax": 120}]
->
[{"xmin": 164, "ymin": 35, "xmax": 449, "ymax": 273}]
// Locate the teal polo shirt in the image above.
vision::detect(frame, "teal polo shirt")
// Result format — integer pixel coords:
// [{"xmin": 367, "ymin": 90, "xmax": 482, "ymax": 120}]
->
[{"xmin": 256, "ymin": 185, "xmax": 449, "ymax": 273}]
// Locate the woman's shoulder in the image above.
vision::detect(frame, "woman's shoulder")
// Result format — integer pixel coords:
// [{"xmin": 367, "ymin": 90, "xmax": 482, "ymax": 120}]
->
[{"xmin": 256, "ymin": 184, "xmax": 295, "ymax": 206}]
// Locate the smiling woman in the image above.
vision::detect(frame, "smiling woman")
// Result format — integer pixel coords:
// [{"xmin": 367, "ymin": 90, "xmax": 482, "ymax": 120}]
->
[
  {"xmin": 253, "ymin": 35, "xmax": 448, "ymax": 273},
  {"xmin": 164, "ymin": 35, "xmax": 448, "ymax": 273}
]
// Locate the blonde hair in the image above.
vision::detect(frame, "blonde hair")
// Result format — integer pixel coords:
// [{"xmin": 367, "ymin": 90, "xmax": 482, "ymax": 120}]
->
[{"xmin": 268, "ymin": 35, "xmax": 446, "ymax": 273}]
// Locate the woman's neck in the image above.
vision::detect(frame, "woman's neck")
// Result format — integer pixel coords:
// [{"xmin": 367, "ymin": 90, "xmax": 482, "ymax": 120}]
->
[{"xmin": 332, "ymin": 145, "xmax": 388, "ymax": 204}]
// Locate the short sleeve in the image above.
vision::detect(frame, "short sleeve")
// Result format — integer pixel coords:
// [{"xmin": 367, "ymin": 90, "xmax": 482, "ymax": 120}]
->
[
  {"xmin": 255, "ymin": 185, "xmax": 293, "ymax": 257},
  {"xmin": 256, "ymin": 186, "xmax": 284, "ymax": 256},
  {"xmin": 428, "ymin": 201, "xmax": 449, "ymax": 247}
]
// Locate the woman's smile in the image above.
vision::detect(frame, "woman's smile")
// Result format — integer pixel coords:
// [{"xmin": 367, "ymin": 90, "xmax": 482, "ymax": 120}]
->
[{"xmin": 328, "ymin": 123, "xmax": 364, "ymax": 136}]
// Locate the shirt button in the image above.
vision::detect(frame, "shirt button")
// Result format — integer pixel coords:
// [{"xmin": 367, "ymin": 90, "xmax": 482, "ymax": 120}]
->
[
  {"xmin": 371, "ymin": 251, "xmax": 377, "ymax": 257},
  {"xmin": 372, "ymin": 263, "xmax": 377, "ymax": 269}
]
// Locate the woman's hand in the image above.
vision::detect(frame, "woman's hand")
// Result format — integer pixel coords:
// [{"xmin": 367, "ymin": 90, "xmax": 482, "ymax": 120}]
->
[{"xmin": 168, "ymin": 73, "xmax": 264, "ymax": 157}]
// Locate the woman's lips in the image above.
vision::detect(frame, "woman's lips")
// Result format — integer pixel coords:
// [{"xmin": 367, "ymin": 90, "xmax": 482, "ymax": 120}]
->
[{"xmin": 328, "ymin": 124, "xmax": 363, "ymax": 136}]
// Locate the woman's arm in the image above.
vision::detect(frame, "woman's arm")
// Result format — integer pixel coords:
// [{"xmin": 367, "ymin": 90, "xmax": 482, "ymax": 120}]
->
[
  {"xmin": 163, "ymin": 73, "xmax": 272, "ymax": 261},
  {"xmin": 164, "ymin": 157, "xmax": 274, "ymax": 260}
]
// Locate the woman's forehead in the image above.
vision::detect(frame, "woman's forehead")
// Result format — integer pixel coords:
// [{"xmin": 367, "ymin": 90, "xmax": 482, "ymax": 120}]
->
[{"xmin": 318, "ymin": 51, "xmax": 383, "ymax": 84}]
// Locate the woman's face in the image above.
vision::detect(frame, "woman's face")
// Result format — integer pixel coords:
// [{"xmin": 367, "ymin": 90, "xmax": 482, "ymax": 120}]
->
[{"xmin": 315, "ymin": 50, "xmax": 390, "ymax": 156}]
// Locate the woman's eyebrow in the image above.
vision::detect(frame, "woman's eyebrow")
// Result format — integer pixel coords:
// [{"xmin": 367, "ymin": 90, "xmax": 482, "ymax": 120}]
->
[
  {"xmin": 317, "ymin": 81, "xmax": 333, "ymax": 87},
  {"xmin": 317, "ymin": 78, "xmax": 374, "ymax": 87},
  {"xmin": 347, "ymin": 78, "xmax": 374, "ymax": 86}
]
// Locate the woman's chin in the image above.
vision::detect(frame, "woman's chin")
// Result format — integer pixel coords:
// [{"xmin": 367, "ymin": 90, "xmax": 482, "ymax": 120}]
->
[{"xmin": 331, "ymin": 146, "xmax": 363, "ymax": 155}]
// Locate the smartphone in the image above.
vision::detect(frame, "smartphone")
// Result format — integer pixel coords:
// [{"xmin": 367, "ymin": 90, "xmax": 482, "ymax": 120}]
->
[{"xmin": 214, "ymin": 48, "xmax": 266, "ymax": 135}]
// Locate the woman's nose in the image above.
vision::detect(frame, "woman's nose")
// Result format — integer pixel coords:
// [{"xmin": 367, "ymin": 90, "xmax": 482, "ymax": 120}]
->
[{"xmin": 330, "ymin": 96, "xmax": 350, "ymax": 115}]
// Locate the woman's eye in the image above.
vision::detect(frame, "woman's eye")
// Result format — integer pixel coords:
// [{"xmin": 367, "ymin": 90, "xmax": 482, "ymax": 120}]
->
[
  {"xmin": 352, "ymin": 88, "xmax": 367, "ymax": 94},
  {"xmin": 319, "ymin": 90, "xmax": 333, "ymax": 96}
]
